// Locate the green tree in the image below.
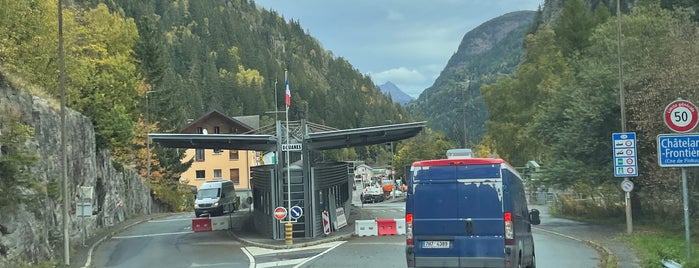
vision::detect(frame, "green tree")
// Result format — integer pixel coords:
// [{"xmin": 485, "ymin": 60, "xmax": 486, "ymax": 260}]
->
[
  {"xmin": 482, "ymin": 26, "xmax": 572, "ymax": 166},
  {"xmin": 392, "ymin": 129, "xmax": 455, "ymax": 181}
]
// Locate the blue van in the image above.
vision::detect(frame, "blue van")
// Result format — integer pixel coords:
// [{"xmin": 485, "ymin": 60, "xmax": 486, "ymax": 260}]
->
[{"xmin": 405, "ymin": 156, "xmax": 541, "ymax": 268}]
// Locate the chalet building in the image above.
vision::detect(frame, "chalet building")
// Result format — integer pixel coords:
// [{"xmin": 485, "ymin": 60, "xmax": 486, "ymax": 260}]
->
[{"xmin": 178, "ymin": 111, "xmax": 260, "ymax": 206}]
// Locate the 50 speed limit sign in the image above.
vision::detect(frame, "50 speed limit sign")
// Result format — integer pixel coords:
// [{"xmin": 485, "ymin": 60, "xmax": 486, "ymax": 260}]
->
[{"xmin": 664, "ymin": 99, "xmax": 699, "ymax": 133}]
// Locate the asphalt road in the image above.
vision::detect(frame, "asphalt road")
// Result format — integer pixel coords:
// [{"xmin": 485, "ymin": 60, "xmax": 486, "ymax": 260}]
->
[{"xmin": 88, "ymin": 189, "xmax": 602, "ymax": 268}]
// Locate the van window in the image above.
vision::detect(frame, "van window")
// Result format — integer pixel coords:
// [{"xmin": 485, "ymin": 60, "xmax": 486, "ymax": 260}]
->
[{"xmin": 197, "ymin": 188, "xmax": 220, "ymax": 199}]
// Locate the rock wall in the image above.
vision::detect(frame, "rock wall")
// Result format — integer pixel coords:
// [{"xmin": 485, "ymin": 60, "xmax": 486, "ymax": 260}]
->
[{"xmin": 0, "ymin": 72, "xmax": 163, "ymax": 267}]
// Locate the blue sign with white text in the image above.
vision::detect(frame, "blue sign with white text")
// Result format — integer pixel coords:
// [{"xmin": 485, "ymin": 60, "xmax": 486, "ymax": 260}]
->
[
  {"xmin": 613, "ymin": 132, "xmax": 638, "ymax": 177},
  {"xmin": 657, "ymin": 134, "xmax": 699, "ymax": 167}
]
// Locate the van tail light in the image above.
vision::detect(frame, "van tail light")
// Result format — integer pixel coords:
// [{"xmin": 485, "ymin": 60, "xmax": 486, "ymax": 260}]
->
[
  {"xmin": 406, "ymin": 213, "xmax": 414, "ymax": 245},
  {"xmin": 504, "ymin": 212, "xmax": 514, "ymax": 245}
]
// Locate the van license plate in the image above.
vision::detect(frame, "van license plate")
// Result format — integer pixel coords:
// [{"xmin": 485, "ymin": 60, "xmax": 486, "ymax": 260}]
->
[{"xmin": 423, "ymin": 241, "xmax": 450, "ymax": 248}]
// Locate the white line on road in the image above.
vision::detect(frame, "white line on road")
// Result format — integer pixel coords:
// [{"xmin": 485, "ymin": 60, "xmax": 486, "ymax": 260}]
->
[
  {"xmin": 292, "ymin": 241, "xmax": 346, "ymax": 268},
  {"xmin": 112, "ymin": 231, "xmax": 193, "ymax": 239},
  {"xmin": 258, "ymin": 258, "xmax": 308, "ymax": 268},
  {"xmin": 149, "ymin": 218, "xmax": 192, "ymax": 223},
  {"xmin": 241, "ymin": 247, "xmax": 255, "ymax": 268}
]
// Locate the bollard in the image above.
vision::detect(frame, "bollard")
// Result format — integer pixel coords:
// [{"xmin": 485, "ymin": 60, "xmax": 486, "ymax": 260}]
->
[{"xmin": 285, "ymin": 222, "xmax": 293, "ymax": 245}]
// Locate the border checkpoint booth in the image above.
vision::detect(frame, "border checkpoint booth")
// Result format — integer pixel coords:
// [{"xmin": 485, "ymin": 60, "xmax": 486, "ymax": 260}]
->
[{"xmin": 150, "ymin": 120, "xmax": 425, "ymax": 239}]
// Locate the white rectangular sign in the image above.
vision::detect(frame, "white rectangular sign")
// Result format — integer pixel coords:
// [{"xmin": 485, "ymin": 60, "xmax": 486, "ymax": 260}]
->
[{"xmin": 282, "ymin": 143, "xmax": 302, "ymax": 151}]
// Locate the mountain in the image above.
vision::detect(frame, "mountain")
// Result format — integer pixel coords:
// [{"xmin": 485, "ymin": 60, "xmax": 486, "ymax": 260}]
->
[
  {"xmin": 379, "ymin": 82, "xmax": 413, "ymax": 105},
  {"xmin": 406, "ymin": 11, "xmax": 538, "ymax": 148}
]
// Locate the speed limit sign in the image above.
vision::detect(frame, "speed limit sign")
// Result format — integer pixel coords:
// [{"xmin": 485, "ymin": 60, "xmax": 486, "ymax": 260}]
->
[{"xmin": 664, "ymin": 99, "xmax": 699, "ymax": 133}]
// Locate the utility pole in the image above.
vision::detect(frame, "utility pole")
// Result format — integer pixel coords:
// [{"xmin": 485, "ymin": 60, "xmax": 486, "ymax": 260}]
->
[
  {"xmin": 58, "ymin": 0, "xmax": 70, "ymax": 265},
  {"xmin": 616, "ymin": 0, "xmax": 632, "ymax": 235}
]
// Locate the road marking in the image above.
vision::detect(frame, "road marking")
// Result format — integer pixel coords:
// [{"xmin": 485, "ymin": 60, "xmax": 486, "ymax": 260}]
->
[
  {"xmin": 258, "ymin": 258, "xmax": 308, "ymax": 268},
  {"xmin": 241, "ymin": 247, "xmax": 255, "ymax": 268},
  {"xmin": 244, "ymin": 241, "xmax": 344, "ymax": 255},
  {"xmin": 112, "ymin": 231, "xmax": 193, "ymax": 239},
  {"xmin": 149, "ymin": 218, "xmax": 192, "ymax": 223},
  {"xmin": 292, "ymin": 241, "xmax": 346, "ymax": 268},
  {"xmin": 190, "ymin": 262, "xmax": 243, "ymax": 267}
]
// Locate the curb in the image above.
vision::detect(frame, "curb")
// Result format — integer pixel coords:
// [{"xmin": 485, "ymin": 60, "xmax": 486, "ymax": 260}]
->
[
  {"xmin": 228, "ymin": 227, "xmax": 356, "ymax": 250},
  {"xmin": 533, "ymin": 227, "xmax": 614, "ymax": 268}
]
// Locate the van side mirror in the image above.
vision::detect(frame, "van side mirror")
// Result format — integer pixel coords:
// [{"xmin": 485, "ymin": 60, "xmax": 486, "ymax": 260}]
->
[{"xmin": 529, "ymin": 209, "xmax": 541, "ymax": 225}]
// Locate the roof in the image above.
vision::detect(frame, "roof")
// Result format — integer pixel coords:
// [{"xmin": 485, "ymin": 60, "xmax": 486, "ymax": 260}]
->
[
  {"xmin": 149, "ymin": 121, "xmax": 426, "ymax": 152},
  {"xmin": 180, "ymin": 110, "xmax": 256, "ymax": 133},
  {"xmin": 305, "ymin": 122, "xmax": 426, "ymax": 150}
]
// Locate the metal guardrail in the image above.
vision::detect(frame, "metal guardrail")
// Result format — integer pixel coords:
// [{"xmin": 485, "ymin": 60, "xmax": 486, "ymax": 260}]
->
[{"xmin": 661, "ymin": 259, "xmax": 682, "ymax": 268}]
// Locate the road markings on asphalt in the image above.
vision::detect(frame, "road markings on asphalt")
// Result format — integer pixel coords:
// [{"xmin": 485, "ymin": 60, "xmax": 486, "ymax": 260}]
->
[
  {"xmin": 149, "ymin": 218, "xmax": 192, "ymax": 223},
  {"xmin": 292, "ymin": 241, "xmax": 346, "ymax": 268},
  {"xmin": 112, "ymin": 231, "xmax": 193, "ymax": 239},
  {"xmin": 241, "ymin": 241, "xmax": 346, "ymax": 268}
]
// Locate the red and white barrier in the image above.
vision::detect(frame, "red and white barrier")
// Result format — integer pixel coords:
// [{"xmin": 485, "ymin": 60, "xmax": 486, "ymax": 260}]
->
[
  {"xmin": 354, "ymin": 218, "xmax": 405, "ymax": 236},
  {"xmin": 211, "ymin": 216, "xmax": 229, "ymax": 231},
  {"xmin": 192, "ymin": 218, "xmax": 212, "ymax": 232},
  {"xmin": 376, "ymin": 219, "xmax": 397, "ymax": 236},
  {"xmin": 355, "ymin": 220, "xmax": 378, "ymax": 236}
]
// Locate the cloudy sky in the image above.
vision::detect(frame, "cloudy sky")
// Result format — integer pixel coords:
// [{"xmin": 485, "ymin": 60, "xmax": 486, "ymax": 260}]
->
[{"xmin": 254, "ymin": 0, "xmax": 543, "ymax": 98}]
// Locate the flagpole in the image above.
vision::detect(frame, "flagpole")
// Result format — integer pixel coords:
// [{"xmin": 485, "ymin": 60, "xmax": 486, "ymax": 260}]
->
[
  {"xmin": 284, "ymin": 69, "xmax": 293, "ymax": 245},
  {"xmin": 274, "ymin": 79, "xmax": 278, "ymax": 123}
]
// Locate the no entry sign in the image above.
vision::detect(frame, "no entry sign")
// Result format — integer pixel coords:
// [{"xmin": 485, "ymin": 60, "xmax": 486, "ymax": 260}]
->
[
  {"xmin": 664, "ymin": 99, "xmax": 699, "ymax": 133},
  {"xmin": 273, "ymin": 206, "xmax": 287, "ymax": 220}
]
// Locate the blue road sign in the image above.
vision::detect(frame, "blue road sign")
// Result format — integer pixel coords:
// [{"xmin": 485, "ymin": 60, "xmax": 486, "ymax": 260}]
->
[
  {"xmin": 657, "ymin": 134, "xmax": 699, "ymax": 167},
  {"xmin": 289, "ymin": 205, "xmax": 303, "ymax": 219},
  {"xmin": 613, "ymin": 132, "xmax": 638, "ymax": 177}
]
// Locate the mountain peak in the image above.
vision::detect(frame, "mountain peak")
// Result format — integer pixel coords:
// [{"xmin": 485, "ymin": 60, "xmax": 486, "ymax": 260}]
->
[{"xmin": 379, "ymin": 82, "xmax": 413, "ymax": 105}]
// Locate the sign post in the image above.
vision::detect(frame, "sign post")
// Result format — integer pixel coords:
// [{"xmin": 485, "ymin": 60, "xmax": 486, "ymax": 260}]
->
[
  {"xmin": 612, "ymin": 132, "xmax": 637, "ymax": 235},
  {"xmin": 659, "ymin": 98, "xmax": 699, "ymax": 261}
]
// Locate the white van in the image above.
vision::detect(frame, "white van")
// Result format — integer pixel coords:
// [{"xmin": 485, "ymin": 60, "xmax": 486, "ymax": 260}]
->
[{"xmin": 194, "ymin": 180, "xmax": 238, "ymax": 217}]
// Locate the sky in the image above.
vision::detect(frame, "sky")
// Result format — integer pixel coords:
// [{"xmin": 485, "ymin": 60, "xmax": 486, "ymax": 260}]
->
[
  {"xmin": 254, "ymin": 0, "xmax": 543, "ymax": 98},
  {"xmin": 255, "ymin": 0, "xmax": 543, "ymax": 98}
]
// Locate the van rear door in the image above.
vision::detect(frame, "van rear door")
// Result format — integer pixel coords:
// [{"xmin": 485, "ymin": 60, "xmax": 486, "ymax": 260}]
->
[{"xmin": 412, "ymin": 164, "xmax": 505, "ymax": 266}]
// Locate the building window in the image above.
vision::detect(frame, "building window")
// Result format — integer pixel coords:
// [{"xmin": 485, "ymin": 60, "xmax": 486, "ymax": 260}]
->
[
  {"xmin": 213, "ymin": 169, "xmax": 222, "ymax": 180},
  {"xmin": 213, "ymin": 148, "xmax": 223, "ymax": 155},
  {"xmin": 197, "ymin": 127, "xmax": 204, "ymax": 134},
  {"xmin": 229, "ymin": 150, "xmax": 239, "ymax": 160},
  {"xmin": 195, "ymin": 149, "xmax": 205, "ymax": 161},
  {"xmin": 230, "ymin": 169, "xmax": 240, "ymax": 184},
  {"xmin": 214, "ymin": 126, "xmax": 220, "ymax": 134},
  {"xmin": 195, "ymin": 170, "xmax": 206, "ymax": 180}
]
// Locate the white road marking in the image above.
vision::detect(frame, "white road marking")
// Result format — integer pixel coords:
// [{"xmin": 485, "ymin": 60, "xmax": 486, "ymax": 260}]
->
[
  {"xmin": 293, "ymin": 241, "xmax": 346, "ymax": 268},
  {"xmin": 190, "ymin": 262, "xmax": 242, "ymax": 267},
  {"xmin": 149, "ymin": 218, "xmax": 192, "ymax": 223},
  {"xmin": 258, "ymin": 258, "xmax": 308, "ymax": 268},
  {"xmin": 112, "ymin": 231, "xmax": 193, "ymax": 239},
  {"xmin": 241, "ymin": 247, "xmax": 255, "ymax": 268},
  {"xmin": 244, "ymin": 241, "xmax": 345, "ymax": 255}
]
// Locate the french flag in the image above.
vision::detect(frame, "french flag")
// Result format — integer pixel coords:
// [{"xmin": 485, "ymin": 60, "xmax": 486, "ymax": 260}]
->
[{"xmin": 285, "ymin": 71, "xmax": 291, "ymax": 107}]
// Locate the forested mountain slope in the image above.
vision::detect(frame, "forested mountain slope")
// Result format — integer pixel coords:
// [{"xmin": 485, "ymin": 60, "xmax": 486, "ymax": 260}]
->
[{"xmin": 406, "ymin": 11, "xmax": 537, "ymax": 148}]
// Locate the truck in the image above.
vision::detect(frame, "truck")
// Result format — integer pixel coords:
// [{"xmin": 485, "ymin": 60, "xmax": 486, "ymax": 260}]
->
[{"xmin": 361, "ymin": 185, "xmax": 385, "ymax": 203}]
